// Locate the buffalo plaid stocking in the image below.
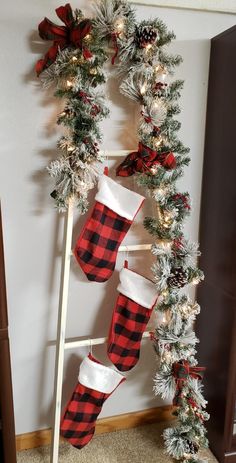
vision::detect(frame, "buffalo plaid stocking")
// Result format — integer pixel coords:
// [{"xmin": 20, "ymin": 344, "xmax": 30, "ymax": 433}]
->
[
  {"xmin": 107, "ymin": 265, "xmax": 158, "ymax": 371},
  {"xmin": 74, "ymin": 174, "xmax": 145, "ymax": 282},
  {"xmin": 60, "ymin": 354, "xmax": 125, "ymax": 449}
]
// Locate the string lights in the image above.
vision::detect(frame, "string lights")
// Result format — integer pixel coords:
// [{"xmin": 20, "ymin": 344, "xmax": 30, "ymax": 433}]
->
[
  {"xmin": 36, "ymin": 0, "xmax": 208, "ymax": 459},
  {"xmin": 66, "ymin": 79, "xmax": 73, "ymax": 88}
]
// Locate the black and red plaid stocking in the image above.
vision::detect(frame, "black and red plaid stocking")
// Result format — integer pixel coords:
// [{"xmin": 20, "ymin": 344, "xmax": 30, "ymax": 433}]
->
[
  {"xmin": 107, "ymin": 265, "xmax": 158, "ymax": 371},
  {"xmin": 60, "ymin": 353, "xmax": 125, "ymax": 449},
  {"xmin": 74, "ymin": 174, "xmax": 145, "ymax": 282}
]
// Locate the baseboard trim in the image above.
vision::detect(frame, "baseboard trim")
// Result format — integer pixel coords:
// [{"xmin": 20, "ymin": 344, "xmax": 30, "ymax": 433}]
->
[{"xmin": 16, "ymin": 405, "xmax": 174, "ymax": 452}]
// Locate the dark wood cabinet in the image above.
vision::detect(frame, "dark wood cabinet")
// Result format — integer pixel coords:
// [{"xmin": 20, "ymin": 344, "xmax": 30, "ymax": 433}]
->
[
  {"xmin": 0, "ymin": 204, "xmax": 17, "ymax": 463},
  {"xmin": 196, "ymin": 25, "xmax": 236, "ymax": 463}
]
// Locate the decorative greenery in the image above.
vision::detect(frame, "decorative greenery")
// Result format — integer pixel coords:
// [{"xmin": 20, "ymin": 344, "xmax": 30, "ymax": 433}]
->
[{"xmin": 35, "ymin": 1, "xmax": 209, "ymax": 461}]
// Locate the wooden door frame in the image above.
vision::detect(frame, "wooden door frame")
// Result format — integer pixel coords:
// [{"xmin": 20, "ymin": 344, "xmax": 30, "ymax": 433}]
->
[{"xmin": 128, "ymin": 0, "xmax": 236, "ymax": 14}]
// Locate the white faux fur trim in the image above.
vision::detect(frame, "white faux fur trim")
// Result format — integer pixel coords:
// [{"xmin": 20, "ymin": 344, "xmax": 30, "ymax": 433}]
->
[
  {"xmin": 79, "ymin": 356, "xmax": 125, "ymax": 394},
  {"xmin": 95, "ymin": 175, "xmax": 145, "ymax": 220},
  {"xmin": 117, "ymin": 268, "xmax": 158, "ymax": 309}
]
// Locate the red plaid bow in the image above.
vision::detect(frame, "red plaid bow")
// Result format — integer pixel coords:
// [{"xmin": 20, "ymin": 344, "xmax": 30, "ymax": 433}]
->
[
  {"xmin": 172, "ymin": 360, "xmax": 205, "ymax": 406},
  {"xmin": 36, "ymin": 3, "xmax": 92, "ymax": 75},
  {"xmin": 116, "ymin": 142, "xmax": 176, "ymax": 177}
]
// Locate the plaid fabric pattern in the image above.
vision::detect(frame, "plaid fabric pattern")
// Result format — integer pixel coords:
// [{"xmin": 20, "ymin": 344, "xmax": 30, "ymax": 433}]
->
[
  {"xmin": 116, "ymin": 142, "xmax": 176, "ymax": 177},
  {"xmin": 173, "ymin": 360, "xmax": 206, "ymax": 406},
  {"xmin": 74, "ymin": 201, "xmax": 132, "ymax": 282},
  {"xmin": 107, "ymin": 293, "xmax": 153, "ymax": 371},
  {"xmin": 60, "ymin": 382, "xmax": 109, "ymax": 449}
]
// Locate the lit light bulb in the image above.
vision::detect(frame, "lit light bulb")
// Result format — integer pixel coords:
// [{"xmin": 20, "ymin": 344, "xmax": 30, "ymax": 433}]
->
[
  {"xmin": 153, "ymin": 100, "xmax": 160, "ymax": 109},
  {"xmin": 162, "ymin": 240, "xmax": 172, "ymax": 250},
  {"xmin": 183, "ymin": 453, "xmax": 192, "ymax": 461},
  {"xmin": 155, "ymin": 137, "xmax": 162, "ymax": 148},
  {"xmin": 162, "ymin": 71, "xmax": 167, "ymax": 82},
  {"xmin": 66, "ymin": 79, "xmax": 73, "ymax": 88},
  {"xmin": 164, "ymin": 212, "xmax": 172, "ymax": 222},
  {"xmin": 181, "ymin": 304, "xmax": 188, "ymax": 315},
  {"xmin": 79, "ymin": 180, "xmax": 88, "ymax": 193},
  {"xmin": 162, "ymin": 290, "xmax": 168, "ymax": 298},
  {"xmin": 84, "ymin": 33, "xmax": 91, "ymax": 41},
  {"xmin": 140, "ymin": 83, "xmax": 147, "ymax": 95},
  {"xmin": 156, "ymin": 188, "xmax": 164, "ymax": 195},
  {"xmin": 71, "ymin": 56, "xmax": 78, "ymax": 63},
  {"xmin": 115, "ymin": 19, "xmax": 125, "ymax": 32},
  {"xmin": 151, "ymin": 165, "xmax": 158, "ymax": 175},
  {"xmin": 67, "ymin": 145, "xmax": 75, "ymax": 152},
  {"xmin": 146, "ymin": 43, "xmax": 153, "ymax": 51},
  {"xmin": 164, "ymin": 351, "xmax": 172, "ymax": 362},
  {"xmin": 192, "ymin": 278, "xmax": 199, "ymax": 285}
]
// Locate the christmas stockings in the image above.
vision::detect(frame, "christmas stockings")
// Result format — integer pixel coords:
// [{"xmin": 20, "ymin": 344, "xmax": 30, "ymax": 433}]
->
[
  {"xmin": 64, "ymin": 174, "xmax": 157, "ymax": 452},
  {"xmin": 107, "ymin": 265, "xmax": 158, "ymax": 371},
  {"xmin": 74, "ymin": 174, "xmax": 145, "ymax": 282},
  {"xmin": 60, "ymin": 266, "xmax": 157, "ymax": 451},
  {"xmin": 60, "ymin": 353, "xmax": 125, "ymax": 449}
]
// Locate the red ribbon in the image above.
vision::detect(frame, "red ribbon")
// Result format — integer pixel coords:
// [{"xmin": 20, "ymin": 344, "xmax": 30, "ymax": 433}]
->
[
  {"xmin": 172, "ymin": 193, "xmax": 191, "ymax": 210},
  {"xmin": 116, "ymin": 142, "xmax": 176, "ymax": 177},
  {"xmin": 141, "ymin": 111, "xmax": 153, "ymax": 125},
  {"xmin": 149, "ymin": 331, "xmax": 156, "ymax": 341},
  {"xmin": 78, "ymin": 91, "xmax": 100, "ymax": 116},
  {"xmin": 78, "ymin": 90, "xmax": 91, "ymax": 104},
  {"xmin": 36, "ymin": 4, "xmax": 92, "ymax": 75},
  {"xmin": 172, "ymin": 360, "xmax": 205, "ymax": 406},
  {"xmin": 111, "ymin": 32, "xmax": 119, "ymax": 65}
]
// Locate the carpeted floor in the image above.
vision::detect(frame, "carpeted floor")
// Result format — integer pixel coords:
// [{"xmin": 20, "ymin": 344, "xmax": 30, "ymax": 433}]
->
[{"xmin": 17, "ymin": 422, "xmax": 218, "ymax": 463}]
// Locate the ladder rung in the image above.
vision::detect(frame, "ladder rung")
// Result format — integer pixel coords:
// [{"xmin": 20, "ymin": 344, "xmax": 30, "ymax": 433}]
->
[
  {"xmin": 118, "ymin": 244, "xmax": 152, "ymax": 252},
  {"xmin": 64, "ymin": 331, "xmax": 151, "ymax": 350},
  {"xmin": 100, "ymin": 150, "xmax": 135, "ymax": 158},
  {"xmin": 70, "ymin": 244, "xmax": 152, "ymax": 256}
]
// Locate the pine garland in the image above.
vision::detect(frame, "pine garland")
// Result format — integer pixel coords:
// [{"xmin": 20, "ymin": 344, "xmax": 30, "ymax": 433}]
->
[
  {"xmin": 39, "ymin": 14, "xmax": 110, "ymax": 212},
  {"xmin": 35, "ymin": 1, "xmax": 209, "ymax": 461}
]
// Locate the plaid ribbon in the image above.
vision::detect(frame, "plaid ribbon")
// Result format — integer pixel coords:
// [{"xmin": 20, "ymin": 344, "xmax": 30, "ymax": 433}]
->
[
  {"xmin": 78, "ymin": 91, "xmax": 100, "ymax": 116},
  {"xmin": 111, "ymin": 32, "xmax": 119, "ymax": 65},
  {"xmin": 173, "ymin": 360, "xmax": 205, "ymax": 406},
  {"xmin": 172, "ymin": 193, "xmax": 191, "ymax": 210},
  {"xmin": 116, "ymin": 142, "xmax": 176, "ymax": 177},
  {"xmin": 36, "ymin": 3, "xmax": 92, "ymax": 75}
]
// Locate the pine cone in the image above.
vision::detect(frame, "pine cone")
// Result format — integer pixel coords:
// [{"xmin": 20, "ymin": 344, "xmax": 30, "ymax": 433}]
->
[
  {"xmin": 186, "ymin": 439, "xmax": 199, "ymax": 454},
  {"xmin": 136, "ymin": 26, "xmax": 158, "ymax": 49},
  {"xmin": 167, "ymin": 267, "xmax": 188, "ymax": 288}
]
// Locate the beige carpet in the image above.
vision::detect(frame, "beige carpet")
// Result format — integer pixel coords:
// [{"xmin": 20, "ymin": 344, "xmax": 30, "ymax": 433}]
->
[{"xmin": 17, "ymin": 422, "xmax": 218, "ymax": 463}]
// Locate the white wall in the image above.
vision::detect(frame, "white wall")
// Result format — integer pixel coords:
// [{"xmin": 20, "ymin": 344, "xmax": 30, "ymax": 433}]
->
[{"xmin": 0, "ymin": 1, "xmax": 235, "ymax": 435}]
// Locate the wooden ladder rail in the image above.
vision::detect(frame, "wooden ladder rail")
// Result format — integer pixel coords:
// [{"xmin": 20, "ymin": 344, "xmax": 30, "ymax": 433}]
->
[{"xmin": 50, "ymin": 151, "xmax": 153, "ymax": 463}]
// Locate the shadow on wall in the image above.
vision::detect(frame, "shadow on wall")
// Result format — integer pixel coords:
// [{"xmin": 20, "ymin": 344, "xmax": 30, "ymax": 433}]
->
[
  {"xmin": 24, "ymin": 30, "xmax": 64, "ymax": 216},
  {"xmin": 105, "ymin": 66, "xmax": 139, "ymax": 150}
]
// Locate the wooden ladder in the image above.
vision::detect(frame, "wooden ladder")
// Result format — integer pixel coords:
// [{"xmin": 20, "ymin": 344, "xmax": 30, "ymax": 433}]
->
[{"xmin": 50, "ymin": 151, "xmax": 152, "ymax": 463}]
